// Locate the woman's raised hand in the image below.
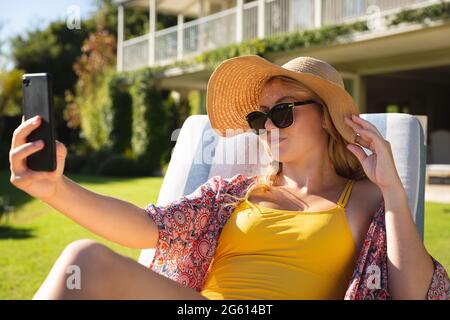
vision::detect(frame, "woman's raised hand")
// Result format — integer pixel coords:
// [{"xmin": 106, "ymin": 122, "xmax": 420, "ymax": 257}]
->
[
  {"xmin": 344, "ymin": 114, "xmax": 403, "ymax": 192},
  {"xmin": 9, "ymin": 115, "xmax": 68, "ymax": 201}
]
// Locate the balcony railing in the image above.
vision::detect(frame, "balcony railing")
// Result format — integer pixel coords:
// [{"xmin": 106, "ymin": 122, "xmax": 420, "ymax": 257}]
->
[{"xmin": 120, "ymin": 0, "xmax": 439, "ymax": 71}]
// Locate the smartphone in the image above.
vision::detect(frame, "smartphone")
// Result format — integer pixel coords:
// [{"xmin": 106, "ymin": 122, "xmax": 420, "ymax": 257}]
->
[{"xmin": 22, "ymin": 73, "xmax": 57, "ymax": 172}]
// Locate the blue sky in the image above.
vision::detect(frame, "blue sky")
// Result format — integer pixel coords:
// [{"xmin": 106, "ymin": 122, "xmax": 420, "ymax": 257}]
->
[
  {"xmin": 0, "ymin": 0, "xmax": 98, "ymax": 68},
  {"xmin": 0, "ymin": 0, "xmax": 97, "ymax": 38}
]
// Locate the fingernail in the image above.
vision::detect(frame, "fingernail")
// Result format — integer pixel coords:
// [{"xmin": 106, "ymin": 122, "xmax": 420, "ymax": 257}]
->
[{"xmin": 33, "ymin": 140, "xmax": 43, "ymax": 146}]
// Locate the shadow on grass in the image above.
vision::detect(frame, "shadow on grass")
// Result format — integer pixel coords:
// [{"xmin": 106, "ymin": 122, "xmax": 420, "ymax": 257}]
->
[{"xmin": 0, "ymin": 225, "xmax": 35, "ymax": 239}]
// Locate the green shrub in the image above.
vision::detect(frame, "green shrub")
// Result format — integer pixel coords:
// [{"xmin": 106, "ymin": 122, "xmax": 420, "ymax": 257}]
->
[
  {"xmin": 78, "ymin": 71, "xmax": 111, "ymax": 150},
  {"xmin": 79, "ymin": 148, "xmax": 113, "ymax": 175},
  {"xmin": 130, "ymin": 69, "xmax": 169, "ymax": 176},
  {"xmin": 76, "ymin": 70, "xmax": 132, "ymax": 155},
  {"xmin": 389, "ymin": 1, "xmax": 450, "ymax": 26},
  {"xmin": 0, "ymin": 142, "xmax": 10, "ymax": 171},
  {"xmin": 96, "ymin": 154, "xmax": 144, "ymax": 177},
  {"xmin": 161, "ymin": 91, "xmax": 191, "ymax": 164},
  {"xmin": 64, "ymin": 153, "xmax": 87, "ymax": 174},
  {"xmin": 105, "ymin": 73, "xmax": 133, "ymax": 154}
]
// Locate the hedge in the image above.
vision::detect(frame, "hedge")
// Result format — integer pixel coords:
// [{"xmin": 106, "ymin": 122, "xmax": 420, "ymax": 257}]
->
[{"xmin": 130, "ymin": 69, "xmax": 170, "ymax": 175}]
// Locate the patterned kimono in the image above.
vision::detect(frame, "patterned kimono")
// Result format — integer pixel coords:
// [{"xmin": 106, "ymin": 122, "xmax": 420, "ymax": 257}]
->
[{"xmin": 144, "ymin": 174, "xmax": 449, "ymax": 299}]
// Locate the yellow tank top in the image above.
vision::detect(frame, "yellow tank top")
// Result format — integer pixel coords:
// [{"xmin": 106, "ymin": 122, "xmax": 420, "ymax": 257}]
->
[{"xmin": 200, "ymin": 179, "xmax": 358, "ymax": 300}]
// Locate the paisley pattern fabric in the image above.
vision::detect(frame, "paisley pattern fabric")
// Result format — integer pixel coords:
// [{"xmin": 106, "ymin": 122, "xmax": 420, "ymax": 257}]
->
[{"xmin": 144, "ymin": 174, "xmax": 449, "ymax": 299}]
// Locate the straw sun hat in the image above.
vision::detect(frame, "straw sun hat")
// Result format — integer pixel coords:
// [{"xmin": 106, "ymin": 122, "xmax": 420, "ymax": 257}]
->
[{"xmin": 206, "ymin": 55, "xmax": 359, "ymax": 144}]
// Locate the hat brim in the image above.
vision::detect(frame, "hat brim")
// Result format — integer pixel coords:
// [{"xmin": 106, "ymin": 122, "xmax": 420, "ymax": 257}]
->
[{"xmin": 206, "ymin": 55, "xmax": 359, "ymax": 144}]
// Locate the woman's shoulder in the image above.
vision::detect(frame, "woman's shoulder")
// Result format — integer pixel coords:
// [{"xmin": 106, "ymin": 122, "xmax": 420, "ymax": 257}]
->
[{"xmin": 352, "ymin": 178, "xmax": 384, "ymax": 215}]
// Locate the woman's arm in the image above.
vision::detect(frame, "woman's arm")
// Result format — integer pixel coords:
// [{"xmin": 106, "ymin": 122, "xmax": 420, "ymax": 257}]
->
[
  {"xmin": 344, "ymin": 114, "xmax": 441, "ymax": 299},
  {"xmin": 382, "ymin": 183, "xmax": 434, "ymax": 299},
  {"xmin": 9, "ymin": 116, "xmax": 158, "ymax": 249},
  {"xmin": 42, "ymin": 175, "xmax": 158, "ymax": 249}
]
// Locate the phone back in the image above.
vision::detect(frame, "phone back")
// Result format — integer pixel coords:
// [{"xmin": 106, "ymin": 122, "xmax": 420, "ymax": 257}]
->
[{"xmin": 22, "ymin": 73, "xmax": 57, "ymax": 172}]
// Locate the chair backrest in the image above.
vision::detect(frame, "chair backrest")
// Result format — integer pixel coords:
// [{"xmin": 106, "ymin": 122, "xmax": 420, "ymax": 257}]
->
[{"xmin": 138, "ymin": 113, "xmax": 426, "ymax": 267}]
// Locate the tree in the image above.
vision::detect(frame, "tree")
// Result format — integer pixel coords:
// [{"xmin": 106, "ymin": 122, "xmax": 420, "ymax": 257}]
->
[
  {"xmin": 0, "ymin": 21, "xmax": 8, "ymax": 70},
  {"xmin": 67, "ymin": 27, "xmax": 116, "ymax": 136},
  {"xmin": 10, "ymin": 20, "xmax": 93, "ymax": 97},
  {"xmin": 0, "ymin": 69, "xmax": 23, "ymax": 117},
  {"xmin": 7, "ymin": 0, "xmax": 180, "ymax": 150},
  {"xmin": 10, "ymin": 0, "xmax": 180, "ymax": 97}
]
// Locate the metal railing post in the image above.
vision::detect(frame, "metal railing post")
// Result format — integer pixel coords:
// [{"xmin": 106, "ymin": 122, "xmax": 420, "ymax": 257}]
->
[
  {"xmin": 177, "ymin": 14, "xmax": 184, "ymax": 61},
  {"xmin": 117, "ymin": 4, "xmax": 124, "ymax": 71},
  {"xmin": 258, "ymin": 0, "xmax": 266, "ymax": 38},
  {"xmin": 149, "ymin": 0, "xmax": 156, "ymax": 66}
]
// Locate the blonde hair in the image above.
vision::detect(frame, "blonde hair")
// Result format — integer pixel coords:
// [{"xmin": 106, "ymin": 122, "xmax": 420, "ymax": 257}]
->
[{"xmin": 227, "ymin": 75, "xmax": 366, "ymax": 206}]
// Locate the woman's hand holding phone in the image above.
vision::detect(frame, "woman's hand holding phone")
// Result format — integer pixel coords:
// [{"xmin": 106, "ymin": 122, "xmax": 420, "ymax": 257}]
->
[
  {"xmin": 9, "ymin": 115, "xmax": 68, "ymax": 201},
  {"xmin": 9, "ymin": 114, "xmax": 159, "ymax": 249},
  {"xmin": 10, "ymin": 72, "xmax": 159, "ymax": 248}
]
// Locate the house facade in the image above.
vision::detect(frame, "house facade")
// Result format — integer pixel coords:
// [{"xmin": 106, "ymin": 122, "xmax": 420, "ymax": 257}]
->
[{"xmin": 115, "ymin": 0, "xmax": 450, "ymax": 168}]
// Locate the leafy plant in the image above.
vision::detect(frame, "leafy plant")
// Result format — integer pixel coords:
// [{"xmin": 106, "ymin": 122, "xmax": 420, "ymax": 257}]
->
[
  {"xmin": 130, "ymin": 69, "xmax": 169, "ymax": 175},
  {"xmin": 389, "ymin": 1, "xmax": 450, "ymax": 26}
]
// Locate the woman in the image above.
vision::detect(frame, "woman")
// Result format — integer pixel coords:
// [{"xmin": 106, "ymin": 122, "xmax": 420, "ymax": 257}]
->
[{"xmin": 9, "ymin": 55, "xmax": 448, "ymax": 299}]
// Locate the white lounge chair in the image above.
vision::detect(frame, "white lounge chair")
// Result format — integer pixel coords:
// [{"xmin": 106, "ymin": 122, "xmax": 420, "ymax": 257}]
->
[{"xmin": 138, "ymin": 113, "xmax": 427, "ymax": 267}]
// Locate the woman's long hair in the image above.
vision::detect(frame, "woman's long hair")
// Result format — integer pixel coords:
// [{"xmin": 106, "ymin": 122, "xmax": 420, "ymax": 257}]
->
[{"xmin": 228, "ymin": 75, "xmax": 366, "ymax": 204}]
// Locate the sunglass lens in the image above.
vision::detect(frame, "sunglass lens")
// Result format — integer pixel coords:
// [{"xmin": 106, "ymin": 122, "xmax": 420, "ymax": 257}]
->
[
  {"xmin": 271, "ymin": 105, "xmax": 293, "ymax": 128},
  {"xmin": 247, "ymin": 114, "xmax": 267, "ymax": 134}
]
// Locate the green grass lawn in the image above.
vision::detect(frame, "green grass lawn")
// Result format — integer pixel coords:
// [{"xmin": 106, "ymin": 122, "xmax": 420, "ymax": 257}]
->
[
  {"xmin": 0, "ymin": 170, "xmax": 449, "ymax": 299},
  {"xmin": 0, "ymin": 170, "xmax": 163, "ymax": 299}
]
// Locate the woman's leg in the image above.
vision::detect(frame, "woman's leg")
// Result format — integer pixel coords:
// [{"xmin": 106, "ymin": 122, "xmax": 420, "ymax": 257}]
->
[{"xmin": 33, "ymin": 239, "xmax": 209, "ymax": 300}]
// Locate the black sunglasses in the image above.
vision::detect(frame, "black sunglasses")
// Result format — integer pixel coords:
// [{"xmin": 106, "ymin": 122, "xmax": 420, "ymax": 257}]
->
[{"xmin": 246, "ymin": 100, "xmax": 319, "ymax": 134}]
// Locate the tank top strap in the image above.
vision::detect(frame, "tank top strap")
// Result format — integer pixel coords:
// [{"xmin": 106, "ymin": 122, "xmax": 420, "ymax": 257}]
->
[{"xmin": 336, "ymin": 179, "xmax": 354, "ymax": 208}]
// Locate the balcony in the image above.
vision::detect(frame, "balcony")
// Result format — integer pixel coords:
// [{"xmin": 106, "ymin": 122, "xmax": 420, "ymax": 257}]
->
[{"xmin": 117, "ymin": 0, "xmax": 441, "ymax": 71}]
